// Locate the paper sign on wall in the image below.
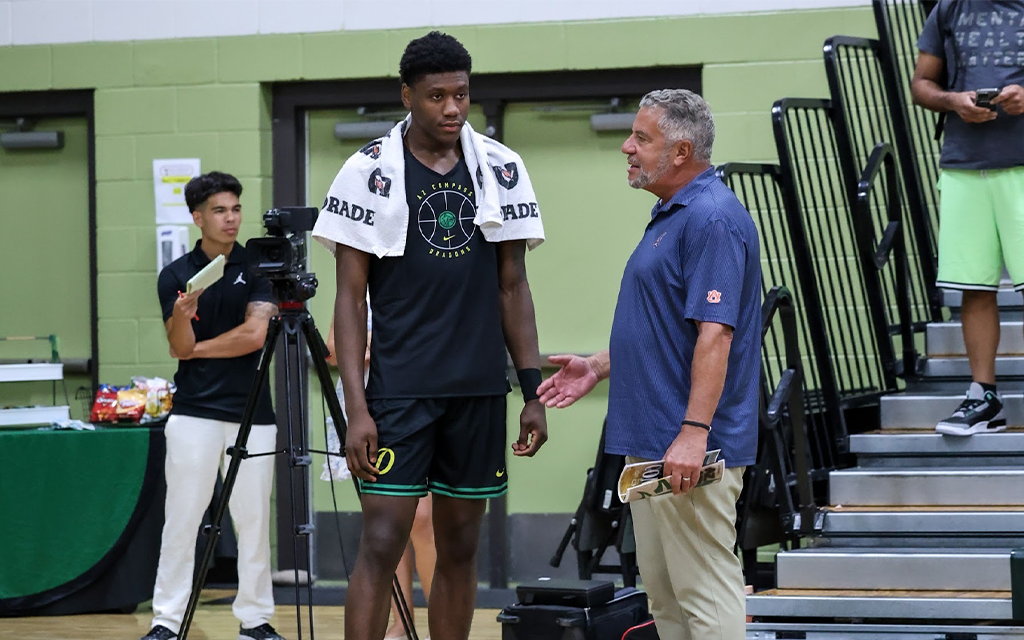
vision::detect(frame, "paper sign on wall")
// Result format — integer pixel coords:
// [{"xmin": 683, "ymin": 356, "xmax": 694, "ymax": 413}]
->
[
  {"xmin": 157, "ymin": 225, "xmax": 190, "ymax": 273},
  {"xmin": 153, "ymin": 158, "xmax": 201, "ymax": 224}
]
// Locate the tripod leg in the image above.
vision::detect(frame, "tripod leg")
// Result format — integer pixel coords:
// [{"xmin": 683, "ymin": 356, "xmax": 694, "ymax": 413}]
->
[
  {"xmin": 178, "ymin": 316, "xmax": 283, "ymax": 640},
  {"xmin": 302, "ymin": 315, "xmax": 348, "ymax": 444},
  {"xmin": 279, "ymin": 320, "xmax": 316, "ymax": 640},
  {"xmin": 300, "ymin": 315, "xmax": 420, "ymax": 640}
]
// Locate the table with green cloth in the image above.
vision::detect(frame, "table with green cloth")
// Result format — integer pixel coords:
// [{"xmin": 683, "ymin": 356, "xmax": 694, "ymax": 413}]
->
[{"xmin": 0, "ymin": 425, "xmax": 166, "ymax": 616}]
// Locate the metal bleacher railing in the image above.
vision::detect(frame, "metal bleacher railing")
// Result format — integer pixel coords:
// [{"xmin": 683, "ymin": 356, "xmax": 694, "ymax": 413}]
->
[
  {"xmin": 771, "ymin": 97, "xmax": 902, "ymax": 402},
  {"xmin": 824, "ymin": 34, "xmax": 942, "ymax": 324},
  {"xmin": 722, "ymin": 0, "xmax": 951, "ymax": 587},
  {"xmin": 854, "ymin": 143, "xmax": 920, "ymax": 380},
  {"xmin": 716, "ymin": 163, "xmax": 845, "ymax": 474},
  {"xmin": 723, "ymin": 102, "xmax": 926, "ymax": 560},
  {"xmin": 736, "ymin": 285, "xmax": 818, "ymax": 573},
  {"xmin": 718, "ymin": 163, "xmax": 839, "ymax": 583},
  {"xmin": 873, "ymin": 0, "xmax": 943, "ymax": 243}
]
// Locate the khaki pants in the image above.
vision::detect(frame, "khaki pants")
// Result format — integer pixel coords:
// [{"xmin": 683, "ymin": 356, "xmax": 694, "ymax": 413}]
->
[{"xmin": 629, "ymin": 463, "xmax": 746, "ymax": 640}]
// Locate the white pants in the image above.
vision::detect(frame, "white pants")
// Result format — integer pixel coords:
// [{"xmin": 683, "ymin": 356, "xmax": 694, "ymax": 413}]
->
[
  {"xmin": 151, "ymin": 415, "xmax": 277, "ymax": 633},
  {"xmin": 630, "ymin": 464, "xmax": 747, "ymax": 640}
]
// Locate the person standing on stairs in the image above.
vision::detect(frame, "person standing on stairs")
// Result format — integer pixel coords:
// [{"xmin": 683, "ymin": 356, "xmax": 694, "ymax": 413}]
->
[{"xmin": 912, "ymin": 0, "xmax": 1024, "ymax": 436}]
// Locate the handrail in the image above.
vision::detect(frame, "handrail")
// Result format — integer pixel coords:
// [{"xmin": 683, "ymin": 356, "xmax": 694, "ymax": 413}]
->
[
  {"xmin": 760, "ymin": 285, "xmax": 817, "ymax": 535},
  {"xmin": 856, "ymin": 143, "xmax": 919, "ymax": 378},
  {"xmin": 856, "ymin": 144, "xmax": 902, "ymax": 271}
]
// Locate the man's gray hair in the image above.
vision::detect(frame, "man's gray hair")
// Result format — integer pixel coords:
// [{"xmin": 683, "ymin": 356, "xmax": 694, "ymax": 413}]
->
[{"xmin": 639, "ymin": 89, "xmax": 715, "ymax": 163}]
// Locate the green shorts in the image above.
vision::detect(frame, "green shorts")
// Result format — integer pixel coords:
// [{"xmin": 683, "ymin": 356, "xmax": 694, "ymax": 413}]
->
[
  {"xmin": 936, "ymin": 167, "xmax": 1024, "ymax": 292},
  {"xmin": 357, "ymin": 396, "xmax": 508, "ymax": 499}
]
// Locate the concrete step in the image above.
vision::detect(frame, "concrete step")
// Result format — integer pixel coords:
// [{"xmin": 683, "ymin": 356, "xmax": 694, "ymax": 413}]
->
[
  {"xmin": 919, "ymin": 356, "xmax": 1024, "ymax": 379},
  {"xmin": 850, "ymin": 430, "xmax": 1024, "ymax": 454},
  {"xmin": 829, "ymin": 467, "xmax": 1024, "ymax": 506},
  {"xmin": 880, "ymin": 393, "xmax": 1024, "ymax": 429},
  {"xmin": 821, "ymin": 507, "xmax": 1024, "ymax": 537},
  {"xmin": 747, "ymin": 594, "xmax": 1014, "ymax": 622},
  {"xmin": 775, "ymin": 547, "xmax": 1012, "ymax": 590},
  {"xmin": 927, "ymin": 321, "xmax": 1024, "ymax": 357},
  {"xmin": 943, "ymin": 286, "xmax": 1019, "ymax": 310}
]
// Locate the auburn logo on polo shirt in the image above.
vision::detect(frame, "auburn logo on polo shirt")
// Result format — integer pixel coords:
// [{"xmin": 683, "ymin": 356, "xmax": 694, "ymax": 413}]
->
[{"xmin": 707, "ymin": 290, "xmax": 722, "ymax": 303}]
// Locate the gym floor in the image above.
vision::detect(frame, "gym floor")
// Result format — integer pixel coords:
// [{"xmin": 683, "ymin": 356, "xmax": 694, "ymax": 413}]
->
[{"xmin": 0, "ymin": 590, "xmax": 504, "ymax": 640}]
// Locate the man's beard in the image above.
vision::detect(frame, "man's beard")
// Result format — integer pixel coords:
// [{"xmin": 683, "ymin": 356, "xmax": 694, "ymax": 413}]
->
[{"xmin": 628, "ymin": 151, "xmax": 671, "ymax": 190}]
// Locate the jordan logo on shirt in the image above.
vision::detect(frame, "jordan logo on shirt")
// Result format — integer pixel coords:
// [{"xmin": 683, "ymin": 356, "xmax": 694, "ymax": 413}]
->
[{"xmin": 234, "ymin": 273, "xmax": 246, "ymax": 286}]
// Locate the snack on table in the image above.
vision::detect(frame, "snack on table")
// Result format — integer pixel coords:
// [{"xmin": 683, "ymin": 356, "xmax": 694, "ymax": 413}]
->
[
  {"xmin": 89, "ymin": 385, "xmax": 121, "ymax": 423},
  {"xmin": 116, "ymin": 387, "xmax": 147, "ymax": 422},
  {"xmin": 132, "ymin": 376, "xmax": 174, "ymax": 423}
]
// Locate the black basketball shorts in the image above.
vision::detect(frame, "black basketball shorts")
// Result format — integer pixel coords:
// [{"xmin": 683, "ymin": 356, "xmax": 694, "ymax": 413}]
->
[{"xmin": 358, "ymin": 395, "xmax": 508, "ymax": 499}]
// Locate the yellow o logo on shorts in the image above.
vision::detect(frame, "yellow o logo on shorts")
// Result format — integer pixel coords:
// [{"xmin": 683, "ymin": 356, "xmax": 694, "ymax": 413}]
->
[{"xmin": 376, "ymin": 448, "xmax": 396, "ymax": 475}]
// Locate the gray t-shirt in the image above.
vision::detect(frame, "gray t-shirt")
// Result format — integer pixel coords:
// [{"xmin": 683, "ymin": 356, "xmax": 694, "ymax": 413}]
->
[{"xmin": 918, "ymin": 0, "xmax": 1024, "ymax": 169}]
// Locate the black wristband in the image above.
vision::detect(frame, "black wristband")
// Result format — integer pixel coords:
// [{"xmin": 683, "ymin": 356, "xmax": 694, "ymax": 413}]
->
[
  {"xmin": 517, "ymin": 368, "xmax": 542, "ymax": 402},
  {"xmin": 682, "ymin": 419, "xmax": 711, "ymax": 432}
]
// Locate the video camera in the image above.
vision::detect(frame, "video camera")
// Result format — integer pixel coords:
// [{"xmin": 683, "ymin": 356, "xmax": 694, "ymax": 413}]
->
[{"xmin": 246, "ymin": 207, "xmax": 320, "ymax": 303}]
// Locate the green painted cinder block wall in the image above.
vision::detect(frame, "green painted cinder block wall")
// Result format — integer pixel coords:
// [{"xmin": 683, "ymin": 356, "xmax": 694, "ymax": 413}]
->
[{"xmin": 0, "ymin": 7, "xmax": 878, "ymax": 513}]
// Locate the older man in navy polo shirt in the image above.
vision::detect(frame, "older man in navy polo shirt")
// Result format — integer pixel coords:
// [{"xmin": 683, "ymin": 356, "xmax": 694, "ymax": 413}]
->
[{"xmin": 539, "ymin": 89, "xmax": 759, "ymax": 639}]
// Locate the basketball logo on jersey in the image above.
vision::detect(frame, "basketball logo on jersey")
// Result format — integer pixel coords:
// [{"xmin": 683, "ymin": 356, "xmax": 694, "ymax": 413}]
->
[{"xmin": 415, "ymin": 181, "xmax": 477, "ymax": 258}]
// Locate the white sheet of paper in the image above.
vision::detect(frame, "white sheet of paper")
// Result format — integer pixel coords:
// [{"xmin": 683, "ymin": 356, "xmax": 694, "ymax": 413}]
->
[{"xmin": 153, "ymin": 158, "xmax": 201, "ymax": 224}]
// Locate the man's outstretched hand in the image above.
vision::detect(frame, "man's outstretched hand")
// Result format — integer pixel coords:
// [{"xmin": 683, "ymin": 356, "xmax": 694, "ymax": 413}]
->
[{"xmin": 537, "ymin": 355, "xmax": 600, "ymax": 408}]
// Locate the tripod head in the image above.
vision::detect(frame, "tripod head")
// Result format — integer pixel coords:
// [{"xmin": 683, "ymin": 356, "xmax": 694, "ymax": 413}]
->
[{"xmin": 246, "ymin": 207, "xmax": 320, "ymax": 303}]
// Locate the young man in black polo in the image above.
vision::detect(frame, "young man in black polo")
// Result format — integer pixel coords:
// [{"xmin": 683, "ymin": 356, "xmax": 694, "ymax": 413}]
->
[
  {"xmin": 312, "ymin": 32, "xmax": 548, "ymax": 640},
  {"xmin": 141, "ymin": 171, "xmax": 284, "ymax": 640}
]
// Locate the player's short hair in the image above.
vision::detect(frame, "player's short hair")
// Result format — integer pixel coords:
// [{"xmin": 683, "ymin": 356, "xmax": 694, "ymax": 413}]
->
[
  {"xmin": 185, "ymin": 171, "xmax": 243, "ymax": 212},
  {"xmin": 399, "ymin": 31, "xmax": 472, "ymax": 87}
]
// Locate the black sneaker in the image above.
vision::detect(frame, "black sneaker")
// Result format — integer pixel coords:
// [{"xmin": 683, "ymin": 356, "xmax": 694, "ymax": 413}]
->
[
  {"xmin": 239, "ymin": 623, "xmax": 286, "ymax": 640},
  {"xmin": 935, "ymin": 382, "xmax": 1007, "ymax": 436},
  {"xmin": 139, "ymin": 626, "xmax": 177, "ymax": 640}
]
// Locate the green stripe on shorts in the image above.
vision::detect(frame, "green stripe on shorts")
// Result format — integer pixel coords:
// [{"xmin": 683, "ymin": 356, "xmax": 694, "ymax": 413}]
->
[
  {"xmin": 428, "ymin": 480, "xmax": 508, "ymax": 499},
  {"xmin": 357, "ymin": 480, "xmax": 428, "ymax": 497}
]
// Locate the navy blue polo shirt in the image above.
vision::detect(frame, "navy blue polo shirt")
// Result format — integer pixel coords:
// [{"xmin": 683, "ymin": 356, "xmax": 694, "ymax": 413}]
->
[
  {"xmin": 606, "ymin": 168, "xmax": 760, "ymax": 467},
  {"xmin": 157, "ymin": 241, "xmax": 276, "ymax": 424}
]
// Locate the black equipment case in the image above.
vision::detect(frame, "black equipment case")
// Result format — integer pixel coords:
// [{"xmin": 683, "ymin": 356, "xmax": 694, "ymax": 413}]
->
[
  {"xmin": 497, "ymin": 579, "xmax": 650, "ymax": 640},
  {"xmin": 621, "ymin": 618, "xmax": 660, "ymax": 639}
]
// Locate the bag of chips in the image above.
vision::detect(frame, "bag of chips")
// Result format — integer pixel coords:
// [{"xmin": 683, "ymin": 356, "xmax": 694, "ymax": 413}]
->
[
  {"xmin": 116, "ymin": 387, "xmax": 148, "ymax": 422},
  {"xmin": 90, "ymin": 384, "xmax": 121, "ymax": 423},
  {"xmin": 133, "ymin": 376, "xmax": 174, "ymax": 423}
]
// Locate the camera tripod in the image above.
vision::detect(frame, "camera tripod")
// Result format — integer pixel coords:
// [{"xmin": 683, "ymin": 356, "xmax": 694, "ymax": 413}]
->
[{"xmin": 178, "ymin": 300, "xmax": 421, "ymax": 640}]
